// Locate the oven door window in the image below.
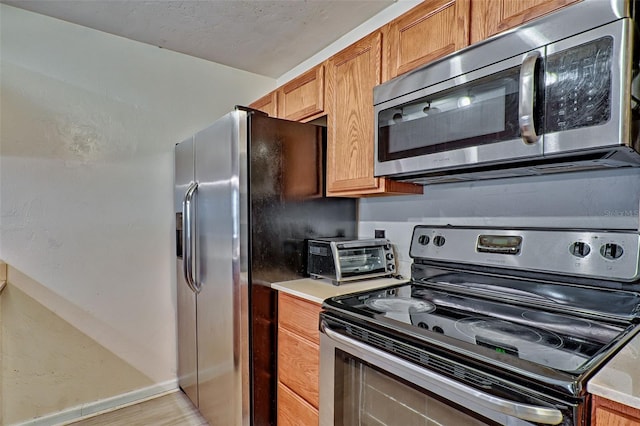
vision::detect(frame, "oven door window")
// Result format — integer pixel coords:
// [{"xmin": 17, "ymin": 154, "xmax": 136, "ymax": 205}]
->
[
  {"xmin": 377, "ymin": 66, "xmax": 526, "ymax": 162},
  {"xmin": 334, "ymin": 350, "xmax": 496, "ymax": 426},
  {"xmin": 338, "ymin": 247, "xmax": 386, "ymax": 278}
]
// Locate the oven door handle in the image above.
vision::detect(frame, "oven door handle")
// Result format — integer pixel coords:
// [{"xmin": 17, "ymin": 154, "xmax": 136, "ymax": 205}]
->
[{"xmin": 321, "ymin": 323, "xmax": 564, "ymax": 425}]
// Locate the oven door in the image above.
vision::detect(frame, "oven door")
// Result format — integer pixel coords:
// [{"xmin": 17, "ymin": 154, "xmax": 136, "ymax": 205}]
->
[{"xmin": 319, "ymin": 320, "xmax": 566, "ymax": 426}]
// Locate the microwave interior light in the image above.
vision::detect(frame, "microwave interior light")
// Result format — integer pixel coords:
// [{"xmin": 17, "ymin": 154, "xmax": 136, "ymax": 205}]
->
[{"xmin": 457, "ymin": 96, "xmax": 473, "ymax": 108}]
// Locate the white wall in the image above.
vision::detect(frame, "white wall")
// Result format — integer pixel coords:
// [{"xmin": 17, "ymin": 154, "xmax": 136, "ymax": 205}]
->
[{"xmin": 0, "ymin": 4, "xmax": 275, "ymax": 384}]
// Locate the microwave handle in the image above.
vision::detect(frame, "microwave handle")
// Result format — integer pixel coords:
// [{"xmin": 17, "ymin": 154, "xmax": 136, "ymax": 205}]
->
[{"xmin": 519, "ymin": 51, "xmax": 541, "ymax": 145}]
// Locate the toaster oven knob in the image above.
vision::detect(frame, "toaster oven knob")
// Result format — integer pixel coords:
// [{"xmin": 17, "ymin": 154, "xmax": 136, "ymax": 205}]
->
[
  {"xmin": 387, "ymin": 264, "xmax": 395, "ymax": 271},
  {"xmin": 418, "ymin": 235, "xmax": 430, "ymax": 245},
  {"xmin": 433, "ymin": 236, "xmax": 446, "ymax": 247},
  {"xmin": 600, "ymin": 243, "xmax": 624, "ymax": 260},
  {"xmin": 386, "ymin": 253, "xmax": 394, "ymax": 261}
]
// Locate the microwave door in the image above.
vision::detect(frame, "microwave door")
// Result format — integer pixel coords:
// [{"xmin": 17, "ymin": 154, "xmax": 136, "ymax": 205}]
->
[
  {"xmin": 543, "ymin": 19, "xmax": 632, "ymax": 156},
  {"xmin": 375, "ymin": 48, "xmax": 545, "ymax": 178}
]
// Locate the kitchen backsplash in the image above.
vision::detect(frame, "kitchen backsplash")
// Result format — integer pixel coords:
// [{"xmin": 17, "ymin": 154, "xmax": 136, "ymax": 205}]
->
[{"xmin": 359, "ymin": 168, "xmax": 640, "ymax": 278}]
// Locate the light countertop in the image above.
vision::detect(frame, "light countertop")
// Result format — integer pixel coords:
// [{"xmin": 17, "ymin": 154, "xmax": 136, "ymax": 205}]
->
[
  {"xmin": 271, "ymin": 276, "xmax": 407, "ymax": 304},
  {"xmin": 588, "ymin": 330, "xmax": 640, "ymax": 409}
]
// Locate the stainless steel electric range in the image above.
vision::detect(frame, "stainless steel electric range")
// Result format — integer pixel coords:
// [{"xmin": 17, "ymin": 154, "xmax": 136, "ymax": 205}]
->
[{"xmin": 319, "ymin": 226, "xmax": 640, "ymax": 426}]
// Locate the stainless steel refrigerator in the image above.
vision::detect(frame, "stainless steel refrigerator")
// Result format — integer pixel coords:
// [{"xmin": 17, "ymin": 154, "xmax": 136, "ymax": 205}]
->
[{"xmin": 174, "ymin": 107, "xmax": 356, "ymax": 425}]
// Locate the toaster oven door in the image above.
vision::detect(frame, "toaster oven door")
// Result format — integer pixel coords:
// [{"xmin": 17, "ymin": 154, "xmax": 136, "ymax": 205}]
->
[
  {"xmin": 374, "ymin": 48, "xmax": 545, "ymax": 179},
  {"xmin": 335, "ymin": 245, "xmax": 388, "ymax": 279}
]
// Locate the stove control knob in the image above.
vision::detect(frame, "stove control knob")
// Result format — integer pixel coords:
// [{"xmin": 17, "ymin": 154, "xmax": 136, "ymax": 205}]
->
[
  {"xmin": 386, "ymin": 253, "xmax": 394, "ymax": 261},
  {"xmin": 433, "ymin": 236, "xmax": 446, "ymax": 247},
  {"xmin": 432, "ymin": 326, "xmax": 444, "ymax": 334},
  {"xmin": 600, "ymin": 243, "xmax": 624, "ymax": 260},
  {"xmin": 570, "ymin": 242, "xmax": 591, "ymax": 257},
  {"xmin": 418, "ymin": 235, "xmax": 430, "ymax": 245}
]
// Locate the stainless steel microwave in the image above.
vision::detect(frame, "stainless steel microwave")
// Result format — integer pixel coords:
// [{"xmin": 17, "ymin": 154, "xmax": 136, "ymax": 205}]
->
[{"xmin": 374, "ymin": 0, "xmax": 640, "ymax": 184}]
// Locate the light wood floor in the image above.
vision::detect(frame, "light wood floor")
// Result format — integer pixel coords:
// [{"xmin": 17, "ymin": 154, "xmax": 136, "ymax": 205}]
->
[{"xmin": 66, "ymin": 391, "xmax": 208, "ymax": 425}]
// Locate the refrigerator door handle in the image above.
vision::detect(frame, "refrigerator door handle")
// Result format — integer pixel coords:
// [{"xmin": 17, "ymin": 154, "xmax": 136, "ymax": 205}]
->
[{"xmin": 183, "ymin": 181, "xmax": 200, "ymax": 293}]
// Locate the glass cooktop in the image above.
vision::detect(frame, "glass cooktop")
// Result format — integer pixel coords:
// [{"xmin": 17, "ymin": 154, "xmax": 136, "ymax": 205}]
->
[{"xmin": 324, "ymin": 282, "xmax": 635, "ymax": 373}]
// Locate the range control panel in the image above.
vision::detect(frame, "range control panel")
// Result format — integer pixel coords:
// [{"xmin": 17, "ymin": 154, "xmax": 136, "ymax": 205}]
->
[{"xmin": 410, "ymin": 226, "xmax": 640, "ymax": 282}]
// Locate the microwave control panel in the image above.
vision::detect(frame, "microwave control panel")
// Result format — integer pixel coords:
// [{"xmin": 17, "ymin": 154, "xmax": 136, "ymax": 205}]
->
[{"xmin": 545, "ymin": 36, "xmax": 612, "ymax": 133}]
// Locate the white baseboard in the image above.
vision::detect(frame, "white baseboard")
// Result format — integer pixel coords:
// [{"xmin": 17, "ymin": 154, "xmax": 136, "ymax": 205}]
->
[{"xmin": 13, "ymin": 380, "xmax": 179, "ymax": 426}]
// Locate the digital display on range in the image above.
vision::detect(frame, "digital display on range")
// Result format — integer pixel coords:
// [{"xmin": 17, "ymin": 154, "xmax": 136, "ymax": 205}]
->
[{"xmin": 477, "ymin": 235, "xmax": 523, "ymax": 255}]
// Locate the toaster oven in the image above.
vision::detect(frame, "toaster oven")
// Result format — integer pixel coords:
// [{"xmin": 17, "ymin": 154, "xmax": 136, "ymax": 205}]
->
[{"xmin": 307, "ymin": 238, "xmax": 395, "ymax": 285}]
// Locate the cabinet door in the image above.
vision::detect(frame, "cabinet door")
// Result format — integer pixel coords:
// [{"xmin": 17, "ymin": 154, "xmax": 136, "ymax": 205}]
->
[
  {"xmin": 470, "ymin": 0, "xmax": 580, "ymax": 44},
  {"xmin": 277, "ymin": 64, "xmax": 325, "ymax": 122},
  {"xmin": 249, "ymin": 90, "xmax": 277, "ymax": 117},
  {"xmin": 592, "ymin": 395, "xmax": 640, "ymax": 426},
  {"xmin": 385, "ymin": 0, "xmax": 470, "ymax": 80},
  {"xmin": 278, "ymin": 327, "xmax": 319, "ymax": 408},
  {"xmin": 277, "ymin": 382, "xmax": 318, "ymax": 426},
  {"xmin": 278, "ymin": 293, "xmax": 322, "ymax": 344},
  {"xmin": 326, "ymin": 32, "xmax": 423, "ymax": 197}
]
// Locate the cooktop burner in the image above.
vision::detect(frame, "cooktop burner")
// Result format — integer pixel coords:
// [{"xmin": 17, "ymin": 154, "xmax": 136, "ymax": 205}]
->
[
  {"xmin": 365, "ymin": 297, "xmax": 435, "ymax": 314},
  {"xmin": 454, "ymin": 317, "xmax": 564, "ymax": 349},
  {"xmin": 521, "ymin": 310, "xmax": 592, "ymax": 328}
]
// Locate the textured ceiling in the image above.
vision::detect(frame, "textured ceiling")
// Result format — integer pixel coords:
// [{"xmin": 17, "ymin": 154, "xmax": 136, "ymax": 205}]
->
[{"xmin": 3, "ymin": 0, "xmax": 396, "ymax": 78}]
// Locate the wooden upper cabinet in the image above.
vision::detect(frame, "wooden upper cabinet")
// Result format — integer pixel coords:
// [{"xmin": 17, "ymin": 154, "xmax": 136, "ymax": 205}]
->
[
  {"xmin": 277, "ymin": 64, "xmax": 325, "ymax": 122},
  {"xmin": 385, "ymin": 0, "xmax": 471, "ymax": 80},
  {"xmin": 326, "ymin": 31, "xmax": 422, "ymax": 197},
  {"xmin": 470, "ymin": 0, "xmax": 581, "ymax": 44},
  {"xmin": 249, "ymin": 90, "xmax": 277, "ymax": 117}
]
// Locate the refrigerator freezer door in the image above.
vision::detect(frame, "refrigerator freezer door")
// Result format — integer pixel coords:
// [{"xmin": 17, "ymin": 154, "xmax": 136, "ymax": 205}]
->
[
  {"xmin": 195, "ymin": 111, "xmax": 250, "ymax": 426},
  {"xmin": 175, "ymin": 136, "xmax": 198, "ymax": 407}
]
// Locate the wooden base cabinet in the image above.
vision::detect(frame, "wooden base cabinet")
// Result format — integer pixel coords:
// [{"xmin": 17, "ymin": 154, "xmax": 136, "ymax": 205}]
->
[
  {"xmin": 591, "ymin": 395, "xmax": 640, "ymax": 426},
  {"xmin": 277, "ymin": 293, "xmax": 322, "ymax": 425},
  {"xmin": 277, "ymin": 382, "xmax": 319, "ymax": 426}
]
